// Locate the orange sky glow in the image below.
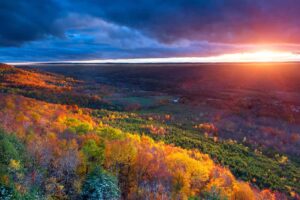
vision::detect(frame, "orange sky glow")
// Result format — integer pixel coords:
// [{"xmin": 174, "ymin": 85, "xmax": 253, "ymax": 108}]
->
[{"xmin": 8, "ymin": 50, "xmax": 300, "ymax": 65}]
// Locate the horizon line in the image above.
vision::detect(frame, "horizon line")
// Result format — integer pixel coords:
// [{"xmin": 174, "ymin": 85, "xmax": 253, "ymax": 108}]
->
[{"xmin": 6, "ymin": 51, "xmax": 300, "ymax": 65}]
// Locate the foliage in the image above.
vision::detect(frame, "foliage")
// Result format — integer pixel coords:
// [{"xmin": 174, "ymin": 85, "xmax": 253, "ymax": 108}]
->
[
  {"xmin": 96, "ymin": 126, "xmax": 124, "ymax": 141},
  {"xmin": 232, "ymin": 182, "xmax": 255, "ymax": 200},
  {"xmin": 0, "ymin": 95, "xmax": 289, "ymax": 199},
  {"xmin": 0, "ymin": 129, "xmax": 25, "ymax": 177},
  {"xmin": 0, "ymin": 129, "xmax": 42, "ymax": 199},
  {"xmin": 81, "ymin": 139, "xmax": 105, "ymax": 174},
  {"xmin": 94, "ymin": 109, "xmax": 300, "ymax": 196},
  {"xmin": 200, "ymin": 186, "xmax": 228, "ymax": 200},
  {"xmin": 81, "ymin": 167, "xmax": 120, "ymax": 200},
  {"xmin": 65, "ymin": 117, "xmax": 93, "ymax": 135},
  {"xmin": 0, "ymin": 184, "xmax": 14, "ymax": 200},
  {"xmin": 0, "ymin": 65, "xmax": 297, "ymax": 199}
]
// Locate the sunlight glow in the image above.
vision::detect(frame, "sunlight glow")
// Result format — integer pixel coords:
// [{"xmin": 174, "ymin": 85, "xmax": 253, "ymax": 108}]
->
[
  {"xmin": 8, "ymin": 51, "xmax": 300, "ymax": 65},
  {"xmin": 207, "ymin": 51, "xmax": 300, "ymax": 63}
]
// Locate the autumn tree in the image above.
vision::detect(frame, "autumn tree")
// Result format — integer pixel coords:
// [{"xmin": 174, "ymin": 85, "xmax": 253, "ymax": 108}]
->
[
  {"xmin": 232, "ymin": 182, "xmax": 255, "ymax": 200},
  {"xmin": 105, "ymin": 137, "xmax": 138, "ymax": 199}
]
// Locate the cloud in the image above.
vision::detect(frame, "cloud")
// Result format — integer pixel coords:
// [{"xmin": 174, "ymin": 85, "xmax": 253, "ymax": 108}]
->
[
  {"xmin": 73, "ymin": 0, "xmax": 300, "ymax": 44},
  {"xmin": 3, "ymin": 0, "xmax": 300, "ymax": 47},
  {"xmin": 0, "ymin": 0, "xmax": 64, "ymax": 46},
  {"xmin": 1, "ymin": 0, "xmax": 300, "ymax": 61},
  {"xmin": 0, "ymin": 13, "xmax": 204, "ymax": 61},
  {"xmin": 2, "ymin": 12, "xmax": 233, "ymax": 62},
  {"xmin": 55, "ymin": 14, "xmax": 162, "ymax": 49}
]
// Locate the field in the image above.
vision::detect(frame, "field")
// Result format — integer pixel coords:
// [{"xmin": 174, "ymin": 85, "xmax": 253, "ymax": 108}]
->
[{"xmin": 0, "ymin": 63, "xmax": 299, "ymax": 199}]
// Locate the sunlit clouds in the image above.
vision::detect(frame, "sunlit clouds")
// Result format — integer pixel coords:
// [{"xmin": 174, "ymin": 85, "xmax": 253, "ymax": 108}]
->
[{"xmin": 2, "ymin": 0, "xmax": 300, "ymax": 62}]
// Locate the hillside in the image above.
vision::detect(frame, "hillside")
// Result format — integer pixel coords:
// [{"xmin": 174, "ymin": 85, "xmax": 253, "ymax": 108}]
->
[{"xmin": 0, "ymin": 64, "xmax": 298, "ymax": 199}]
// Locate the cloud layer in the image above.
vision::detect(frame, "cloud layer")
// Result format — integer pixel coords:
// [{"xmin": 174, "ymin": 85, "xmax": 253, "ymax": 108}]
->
[
  {"xmin": 1, "ymin": 0, "xmax": 300, "ymax": 61},
  {"xmin": 0, "ymin": 0, "xmax": 64, "ymax": 46},
  {"xmin": 78, "ymin": 0, "xmax": 300, "ymax": 43}
]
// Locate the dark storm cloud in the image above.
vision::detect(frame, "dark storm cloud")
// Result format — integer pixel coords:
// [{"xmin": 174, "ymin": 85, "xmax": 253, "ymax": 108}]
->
[
  {"xmin": 1, "ymin": 0, "xmax": 300, "ymax": 61},
  {"xmin": 73, "ymin": 0, "xmax": 300, "ymax": 44},
  {"xmin": 0, "ymin": 0, "xmax": 64, "ymax": 46},
  {"xmin": 3, "ymin": 0, "xmax": 300, "ymax": 47}
]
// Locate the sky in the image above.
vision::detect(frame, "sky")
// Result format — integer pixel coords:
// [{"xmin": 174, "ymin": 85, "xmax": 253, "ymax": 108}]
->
[{"xmin": 1, "ymin": 0, "xmax": 300, "ymax": 62}]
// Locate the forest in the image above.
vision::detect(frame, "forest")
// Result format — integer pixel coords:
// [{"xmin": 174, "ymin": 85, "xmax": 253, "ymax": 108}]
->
[{"xmin": 0, "ymin": 64, "xmax": 299, "ymax": 200}]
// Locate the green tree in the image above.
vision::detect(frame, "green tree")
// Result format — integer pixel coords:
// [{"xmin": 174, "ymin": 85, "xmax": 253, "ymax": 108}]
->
[
  {"xmin": 82, "ymin": 139, "xmax": 105, "ymax": 174},
  {"xmin": 0, "ymin": 184, "xmax": 14, "ymax": 200},
  {"xmin": 96, "ymin": 127, "xmax": 124, "ymax": 141},
  {"xmin": 65, "ymin": 118, "xmax": 92, "ymax": 135},
  {"xmin": 81, "ymin": 168, "xmax": 120, "ymax": 200},
  {"xmin": 0, "ymin": 130, "xmax": 41, "ymax": 200},
  {"xmin": 0, "ymin": 129, "xmax": 24, "ymax": 177}
]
